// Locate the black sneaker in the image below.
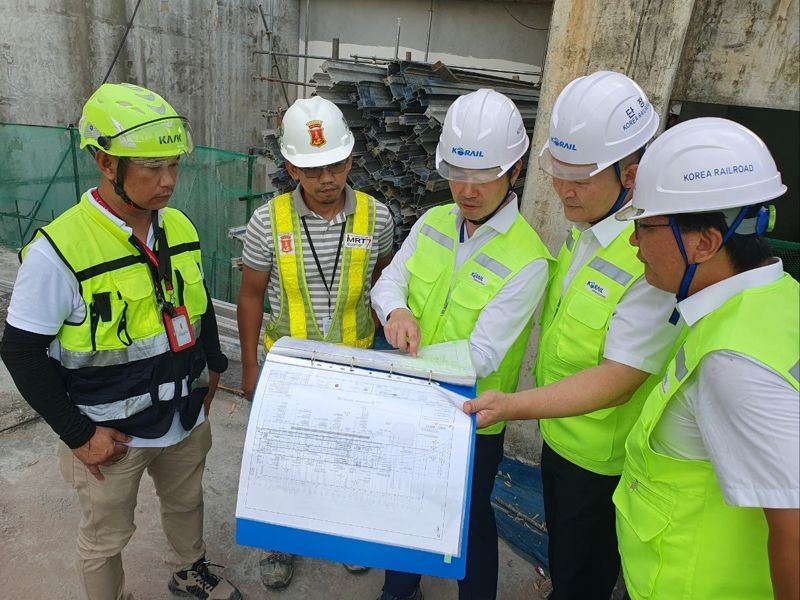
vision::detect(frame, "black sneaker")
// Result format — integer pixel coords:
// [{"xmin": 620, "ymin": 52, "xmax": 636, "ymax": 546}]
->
[
  {"xmin": 169, "ymin": 557, "xmax": 243, "ymax": 599},
  {"xmin": 376, "ymin": 587, "xmax": 423, "ymax": 600}
]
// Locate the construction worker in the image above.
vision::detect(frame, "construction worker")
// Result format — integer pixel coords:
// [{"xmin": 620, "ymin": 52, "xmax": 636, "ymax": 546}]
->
[
  {"xmin": 236, "ymin": 94, "xmax": 395, "ymax": 590},
  {"xmin": 463, "ymin": 72, "xmax": 682, "ymax": 600},
  {"xmin": 0, "ymin": 83, "xmax": 241, "ymax": 600},
  {"xmin": 613, "ymin": 117, "xmax": 800, "ymax": 599},
  {"xmin": 372, "ymin": 88, "xmax": 554, "ymax": 600}
]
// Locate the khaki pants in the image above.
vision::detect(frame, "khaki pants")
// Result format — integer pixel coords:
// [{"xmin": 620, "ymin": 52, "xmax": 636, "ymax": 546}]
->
[{"xmin": 58, "ymin": 419, "xmax": 212, "ymax": 600}]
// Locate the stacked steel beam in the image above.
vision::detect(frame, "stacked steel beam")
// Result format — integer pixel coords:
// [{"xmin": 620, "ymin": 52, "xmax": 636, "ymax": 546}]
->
[{"xmin": 260, "ymin": 59, "xmax": 539, "ymax": 246}]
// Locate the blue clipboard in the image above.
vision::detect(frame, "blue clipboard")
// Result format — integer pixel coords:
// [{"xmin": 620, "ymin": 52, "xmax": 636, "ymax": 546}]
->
[{"xmin": 236, "ymin": 375, "xmax": 477, "ymax": 580}]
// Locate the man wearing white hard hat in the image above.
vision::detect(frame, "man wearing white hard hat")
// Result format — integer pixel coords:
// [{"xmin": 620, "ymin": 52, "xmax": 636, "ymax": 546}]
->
[
  {"xmin": 463, "ymin": 72, "xmax": 682, "ymax": 599},
  {"xmin": 612, "ymin": 117, "xmax": 799, "ymax": 599},
  {"xmin": 372, "ymin": 88, "xmax": 554, "ymax": 600},
  {"xmin": 237, "ymin": 95, "xmax": 395, "ymax": 589}
]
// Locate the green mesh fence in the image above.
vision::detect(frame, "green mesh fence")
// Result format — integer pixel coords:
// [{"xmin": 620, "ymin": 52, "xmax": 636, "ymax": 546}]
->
[
  {"xmin": 0, "ymin": 122, "xmax": 270, "ymax": 303},
  {"xmin": 768, "ymin": 238, "xmax": 800, "ymax": 282}
]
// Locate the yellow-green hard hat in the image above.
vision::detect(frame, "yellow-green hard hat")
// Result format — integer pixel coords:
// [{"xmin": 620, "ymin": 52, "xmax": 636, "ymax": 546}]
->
[{"xmin": 79, "ymin": 83, "xmax": 194, "ymax": 158}]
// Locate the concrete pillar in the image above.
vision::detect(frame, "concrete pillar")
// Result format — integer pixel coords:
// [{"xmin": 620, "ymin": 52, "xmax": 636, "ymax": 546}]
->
[
  {"xmin": 521, "ymin": 0, "xmax": 698, "ymax": 253},
  {"xmin": 515, "ymin": 0, "xmax": 697, "ymax": 398}
]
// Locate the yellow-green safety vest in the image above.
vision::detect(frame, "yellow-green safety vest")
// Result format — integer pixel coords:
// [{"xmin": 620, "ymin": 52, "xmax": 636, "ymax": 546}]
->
[
  {"xmin": 21, "ymin": 193, "xmax": 210, "ymax": 438},
  {"xmin": 407, "ymin": 204, "xmax": 554, "ymax": 435},
  {"xmin": 535, "ymin": 224, "xmax": 659, "ymax": 474},
  {"xmin": 263, "ymin": 191, "xmax": 377, "ymax": 351},
  {"xmin": 614, "ymin": 272, "xmax": 799, "ymax": 600}
]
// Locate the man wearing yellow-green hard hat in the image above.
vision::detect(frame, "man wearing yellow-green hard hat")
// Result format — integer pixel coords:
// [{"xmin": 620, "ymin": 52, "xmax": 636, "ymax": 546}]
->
[{"xmin": 0, "ymin": 83, "xmax": 242, "ymax": 600}]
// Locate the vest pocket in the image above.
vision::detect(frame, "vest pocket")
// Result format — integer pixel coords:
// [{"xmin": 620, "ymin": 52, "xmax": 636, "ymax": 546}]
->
[
  {"xmin": 614, "ymin": 472, "xmax": 673, "ymax": 598},
  {"xmin": 172, "ymin": 257, "xmax": 207, "ymax": 320},
  {"xmin": 108, "ymin": 267, "xmax": 162, "ymax": 343},
  {"xmin": 555, "ymin": 290, "xmax": 612, "ymax": 369},
  {"xmin": 406, "ymin": 254, "xmax": 444, "ymax": 317}
]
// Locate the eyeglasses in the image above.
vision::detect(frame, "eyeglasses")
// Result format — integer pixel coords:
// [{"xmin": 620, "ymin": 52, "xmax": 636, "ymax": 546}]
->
[
  {"xmin": 296, "ymin": 158, "xmax": 349, "ymax": 178},
  {"xmin": 633, "ymin": 220, "xmax": 671, "ymax": 233}
]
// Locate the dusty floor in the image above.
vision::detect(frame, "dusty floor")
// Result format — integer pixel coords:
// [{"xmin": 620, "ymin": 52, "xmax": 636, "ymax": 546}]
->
[{"xmin": 0, "ymin": 245, "xmax": 545, "ymax": 600}]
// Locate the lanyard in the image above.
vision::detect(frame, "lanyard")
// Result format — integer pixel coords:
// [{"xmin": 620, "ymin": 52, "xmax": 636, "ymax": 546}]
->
[
  {"xmin": 301, "ymin": 216, "xmax": 346, "ymax": 316},
  {"xmin": 92, "ymin": 189, "xmax": 174, "ymax": 311}
]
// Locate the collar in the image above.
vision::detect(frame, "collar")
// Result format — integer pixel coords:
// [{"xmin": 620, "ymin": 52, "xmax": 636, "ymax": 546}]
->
[
  {"xmin": 576, "ymin": 206, "xmax": 631, "ymax": 248},
  {"xmin": 677, "ymin": 259, "xmax": 785, "ymax": 326},
  {"xmin": 450, "ymin": 192, "xmax": 519, "ymax": 236},
  {"xmin": 87, "ymin": 187, "xmax": 164, "ymax": 230},
  {"xmin": 291, "ymin": 184, "xmax": 356, "ymax": 219}
]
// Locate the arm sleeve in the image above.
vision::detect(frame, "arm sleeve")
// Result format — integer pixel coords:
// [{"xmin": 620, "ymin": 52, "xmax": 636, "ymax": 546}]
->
[
  {"xmin": 374, "ymin": 201, "xmax": 396, "ymax": 258},
  {"xmin": 241, "ymin": 205, "xmax": 274, "ymax": 273},
  {"xmin": 370, "ymin": 215, "xmax": 423, "ymax": 324},
  {"xmin": 0, "ymin": 323, "xmax": 96, "ymax": 449},
  {"xmin": 603, "ymin": 277, "xmax": 682, "ymax": 374},
  {"xmin": 695, "ymin": 352, "xmax": 800, "ymax": 509},
  {"xmin": 199, "ymin": 288, "xmax": 228, "ymax": 373}
]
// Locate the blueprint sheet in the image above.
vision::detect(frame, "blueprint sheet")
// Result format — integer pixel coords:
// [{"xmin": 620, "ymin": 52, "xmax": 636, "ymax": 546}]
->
[{"xmin": 236, "ymin": 355, "xmax": 473, "ymax": 557}]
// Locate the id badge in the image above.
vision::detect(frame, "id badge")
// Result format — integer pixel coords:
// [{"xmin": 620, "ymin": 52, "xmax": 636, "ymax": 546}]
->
[
  {"xmin": 321, "ymin": 315, "xmax": 331, "ymax": 337},
  {"xmin": 163, "ymin": 305, "xmax": 196, "ymax": 352}
]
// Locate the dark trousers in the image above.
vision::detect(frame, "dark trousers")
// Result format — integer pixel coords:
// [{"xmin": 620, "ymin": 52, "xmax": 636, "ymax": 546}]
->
[
  {"xmin": 541, "ymin": 441, "xmax": 621, "ymax": 600},
  {"xmin": 382, "ymin": 431, "xmax": 505, "ymax": 600}
]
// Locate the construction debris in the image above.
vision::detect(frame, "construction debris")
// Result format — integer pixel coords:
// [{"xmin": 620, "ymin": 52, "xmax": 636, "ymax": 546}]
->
[{"xmin": 259, "ymin": 59, "xmax": 539, "ymax": 246}]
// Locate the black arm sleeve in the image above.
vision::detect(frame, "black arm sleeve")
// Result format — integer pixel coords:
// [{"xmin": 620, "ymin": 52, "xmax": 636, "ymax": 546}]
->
[
  {"xmin": 0, "ymin": 323, "xmax": 96, "ymax": 449},
  {"xmin": 199, "ymin": 287, "xmax": 228, "ymax": 374}
]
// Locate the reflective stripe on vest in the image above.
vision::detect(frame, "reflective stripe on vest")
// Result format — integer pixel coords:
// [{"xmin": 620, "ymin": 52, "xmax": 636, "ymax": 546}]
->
[
  {"xmin": 22, "ymin": 194, "xmax": 209, "ymax": 436},
  {"xmin": 614, "ymin": 273, "xmax": 799, "ymax": 600},
  {"xmin": 535, "ymin": 222, "xmax": 651, "ymax": 475},
  {"xmin": 408, "ymin": 204, "xmax": 554, "ymax": 435},
  {"xmin": 264, "ymin": 191, "xmax": 376, "ymax": 351}
]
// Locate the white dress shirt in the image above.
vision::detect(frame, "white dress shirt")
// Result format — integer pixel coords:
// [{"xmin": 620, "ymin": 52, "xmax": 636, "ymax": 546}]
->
[
  {"xmin": 371, "ymin": 197, "xmax": 550, "ymax": 378},
  {"xmin": 651, "ymin": 259, "xmax": 799, "ymax": 508}
]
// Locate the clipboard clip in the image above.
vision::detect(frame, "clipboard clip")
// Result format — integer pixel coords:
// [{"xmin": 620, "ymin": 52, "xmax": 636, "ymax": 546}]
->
[
  {"xmin": 349, "ymin": 356, "xmax": 355, "ymax": 371},
  {"xmin": 428, "ymin": 370, "xmax": 433, "ymax": 385},
  {"xmin": 310, "ymin": 350, "xmax": 317, "ymax": 365},
  {"xmin": 388, "ymin": 363, "xmax": 394, "ymax": 377}
]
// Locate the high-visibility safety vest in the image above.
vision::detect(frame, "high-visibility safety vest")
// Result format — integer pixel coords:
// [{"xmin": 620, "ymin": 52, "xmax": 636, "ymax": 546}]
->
[
  {"xmin": 614, "ymin": 273, "xmax": 799, "ymax": 600},
  {"xmin": 21, "ymin": 193, "xmax": 210, "ymax": 438},
  {"xmin": 406, "ymin": 204, "xmax": 554, "ymax": 436},
  {"xmin": 535, "ymin": 224, "xmax": 658, "ymax": 474},
  {"xmin": 263, "ymin": 191, "xmax": 377, "ymax": 351}
]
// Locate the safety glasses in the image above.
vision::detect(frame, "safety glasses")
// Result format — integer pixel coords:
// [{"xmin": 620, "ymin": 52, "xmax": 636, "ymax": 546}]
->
[
  {"xmin": 127, "ymin": 156, "xmax": 182, "ymax": 169},
  {"xmin": 538, "ymin": 147, "xmax": 601, "ymax": 181},
  {"xmin": 296, "ymin": 158, "xmax": 349, "ymax": 178},
  {"xmin": 436, "ymin": 160, "xmax": 506, "ymax": 183}
]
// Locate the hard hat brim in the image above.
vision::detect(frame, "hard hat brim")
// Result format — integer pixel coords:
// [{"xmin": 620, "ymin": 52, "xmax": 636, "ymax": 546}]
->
[
  {"xmin": 280, "ymin": 140, "xmax": 354, "ymax": 168},
  {"xmin": 538, "ymin": 146, "xmax": 601, "ymax": 181},
  {"xmin": 436, "ymin": 160, "xmax": 507, "ymax": 183}
]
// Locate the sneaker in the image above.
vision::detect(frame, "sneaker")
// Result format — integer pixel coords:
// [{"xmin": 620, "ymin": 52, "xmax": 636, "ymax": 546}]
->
[
  {"xmin": 168, "ymin": 557, "xmax": 242, "ymax": 600},
  {"xmin": 343, "ymin": 563, "xmax": 370, "ymax": 574},
  {"xmin": 259, "ymin": 551, "xmax": 295, "ymax": 590},
  {"xmin": 376, "ymin": 587, "xmax": 423, "ymax": 600}
]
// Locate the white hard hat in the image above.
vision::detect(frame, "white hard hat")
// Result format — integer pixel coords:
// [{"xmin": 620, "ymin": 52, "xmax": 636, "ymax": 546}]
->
[
  {"xmin": 617, "ymin": 117, "xmax": 786, "ymax": 221},
  {"xmin": 279, "ymin": 95, "xmax": 355, "ymax": 167},
  {"xmin": 435, "ymin": 88, "xmax": 529, "ymax": 183},
  {"xmin": 539, "ymin": 71, "xmax": 660, "ymax": 180}
]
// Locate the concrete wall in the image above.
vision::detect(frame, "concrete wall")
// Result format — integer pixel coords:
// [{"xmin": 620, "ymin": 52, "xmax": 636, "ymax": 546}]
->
[
  {"xmin": 674, "ymin": 0, "xmax": 799, "ymax": 111},
  {"xmin": 0, "ymin": 0, "xmax": 301, "ymax": 153},
  {"xmin": 296, "ymin": 0, "xmax": 551, "ymax": 94}
]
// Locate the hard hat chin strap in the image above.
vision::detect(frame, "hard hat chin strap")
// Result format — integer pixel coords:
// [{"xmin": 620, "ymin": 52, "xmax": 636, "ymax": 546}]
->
[
  {"xmin": 113, "ymin": 158, "xmax": 147, "ymax": 211},
  {"xmin": 600, "ymin": 162, "xmax": 629, "ymax": 221},
  {"xmin": 667, "ymin": 206, "xmax": 750, "ymax": 325}
]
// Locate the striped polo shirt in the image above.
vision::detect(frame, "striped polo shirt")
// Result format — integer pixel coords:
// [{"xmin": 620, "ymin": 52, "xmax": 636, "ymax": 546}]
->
[{"xmin": 242, "ymin": 184, "xmax": 394, "ymax": 330}]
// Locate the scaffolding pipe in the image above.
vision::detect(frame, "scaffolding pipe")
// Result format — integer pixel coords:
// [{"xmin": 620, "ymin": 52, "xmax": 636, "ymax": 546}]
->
[
  {"xmin": 394, "ymin": 18, "xmax": 401, "ymax": 60},
  {"xmin": 349, "ymin": 53, "xmax": 542, "ymax": 76},
  {"xmin": 425, "ymin": 0, "xmax": 433, "ymax": 62},
  {"xmin": 303, "ymin": 0, "xmax": 310, "ymax": 97},
  {"xmin": 332, "ymin": 37, "xmax": 340, "ymax": 60}
]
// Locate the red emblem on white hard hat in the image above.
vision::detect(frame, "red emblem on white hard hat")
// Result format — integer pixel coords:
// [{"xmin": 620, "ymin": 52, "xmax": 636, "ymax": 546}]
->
[{"xmin": 306, "ymin": 120, "xmax": 326, "ymax": 147}]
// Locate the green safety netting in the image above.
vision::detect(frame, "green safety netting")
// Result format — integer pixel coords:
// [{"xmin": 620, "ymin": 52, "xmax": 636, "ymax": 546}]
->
[{"xmin": 0, "ymin": 123, "xmax": 269, "ymax": 303}]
